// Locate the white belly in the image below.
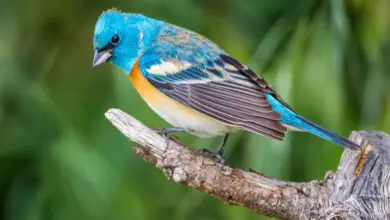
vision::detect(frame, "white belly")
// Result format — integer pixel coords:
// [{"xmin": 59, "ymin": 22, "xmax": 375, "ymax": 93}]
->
[{"xmin": 148, "ymin": 103, "xmax": 234, "ymax": 138}]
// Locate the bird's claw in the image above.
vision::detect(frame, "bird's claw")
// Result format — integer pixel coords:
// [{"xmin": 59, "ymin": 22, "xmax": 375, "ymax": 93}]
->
[
  {"xmin": 148, "ymin": 127, "xmax": 170, "ymax": 138},
  {"xmin": 150, "ymin": 127, "xmax": 227, "ymax": 164},
  {"xmin": 149, "ymin": 127, "xmax": 188, "ymax": 143},
  {"xmin": 200, "ymin": 148, "xmax": 226, "ymax": 165},
  {"xmin": 214, "ymin": 154, "xmax": 226, "ymax": 165},
  {"xmin": 159, "ymin": 128, "xmax": 170, "ymax": 140},
  {"xmin": 215, "ymin": 150, "xmax": 226, "ymax": 165}
]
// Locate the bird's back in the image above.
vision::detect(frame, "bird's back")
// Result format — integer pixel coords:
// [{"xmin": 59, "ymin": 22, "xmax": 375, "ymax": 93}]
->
[{"xmin": 146, "ymin": 23, "xmax": 227, "ymax": 65}]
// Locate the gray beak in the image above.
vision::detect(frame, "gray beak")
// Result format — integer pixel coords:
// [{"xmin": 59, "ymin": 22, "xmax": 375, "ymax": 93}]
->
[{"xmin": 92, "ymin": 49, "xmax": 112, "ymax": 67}]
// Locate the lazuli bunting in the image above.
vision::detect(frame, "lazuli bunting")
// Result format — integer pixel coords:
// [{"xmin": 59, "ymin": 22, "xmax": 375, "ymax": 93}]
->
[{"xmin": 92, "ymin": 9, "xmax": 359, "ymax": 160}]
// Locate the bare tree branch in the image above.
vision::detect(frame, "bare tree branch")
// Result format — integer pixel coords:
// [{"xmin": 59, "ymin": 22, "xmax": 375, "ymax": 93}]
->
[{"xmin": 105, "ymin": 108, "xmax": 390, "ymax": 220}]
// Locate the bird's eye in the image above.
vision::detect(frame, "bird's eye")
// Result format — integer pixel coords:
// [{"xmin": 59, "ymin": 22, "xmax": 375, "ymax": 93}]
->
[{"xmin": 111, "ymin": 35, "xmax": 120, "ymax": 45}]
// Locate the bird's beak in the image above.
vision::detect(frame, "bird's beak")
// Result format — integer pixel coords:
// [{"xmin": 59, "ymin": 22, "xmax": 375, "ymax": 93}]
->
[{"xmin": 93, "ymin": 49, "xmax": 112, "ymax": 67}]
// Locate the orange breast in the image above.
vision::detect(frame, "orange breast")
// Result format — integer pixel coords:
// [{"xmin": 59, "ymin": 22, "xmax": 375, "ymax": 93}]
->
[
  {"xmin": 129, "ymin": 62, "xmax": 160, "ymax": 103},
  {"xmin": 128, "ymin": 61, "xmax": 233, "ymax": 138},
  {"xmin": 129, "ymin": 61, "xmax": 183, "ymax": 106}
]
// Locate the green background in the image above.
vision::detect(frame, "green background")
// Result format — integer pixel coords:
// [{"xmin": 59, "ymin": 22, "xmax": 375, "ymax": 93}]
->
[{"xmin": 0, "ymin": 0, "xmax": 389, "ymax": 219}]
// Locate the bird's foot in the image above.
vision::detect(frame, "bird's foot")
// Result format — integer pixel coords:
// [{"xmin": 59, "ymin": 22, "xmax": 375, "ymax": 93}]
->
[
  {"xmin": 200, "ymin": 148, "xmax": 226, "ymax": 165},
  {"xmin": 215, "ymin": 147, "xmax": 226, "ymax": 165},
  {"xmin": 149, "ymin": 127, "xmax": 189, "ymax": 141},
  {"xmin": 199, "ymin": 134, "xmax": 229, "ymax": 165}
]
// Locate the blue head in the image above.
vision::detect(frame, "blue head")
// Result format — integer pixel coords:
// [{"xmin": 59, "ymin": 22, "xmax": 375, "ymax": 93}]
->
[{"xmin": 92, "ymin": 9, "xmax": 163, "ymax": 72}]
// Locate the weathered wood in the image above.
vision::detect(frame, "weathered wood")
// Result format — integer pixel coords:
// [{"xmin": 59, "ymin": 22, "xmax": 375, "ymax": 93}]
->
[
  {"xmin": 105, "ymin": 108, "xmax": 390, "ymax": 220},
  {"xmin": 325, "ymin": 131, "xmax": 390, "ymax": 219}
]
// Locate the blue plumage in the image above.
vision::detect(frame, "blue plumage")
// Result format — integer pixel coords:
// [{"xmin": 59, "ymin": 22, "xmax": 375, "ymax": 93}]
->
[
  {"xmin": 93, "ymin": 11, "xmax": 163, "ymax": 72},
  {"xmin": 92, "ymin": 9, "xmax": 360, "ymax": 153},
  {"xmin": 139, "ymin": 44, "xmax": 226, "ymax": 84},
  {"xmin": 265, "ymin": 94, "xmax": 357, "ymax": 148}
]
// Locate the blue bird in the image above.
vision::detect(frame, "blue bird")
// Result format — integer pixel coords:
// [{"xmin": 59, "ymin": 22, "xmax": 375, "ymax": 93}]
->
[{"xmin": 92, "ymin": 9, "xmax": 359, "ymax": 161}]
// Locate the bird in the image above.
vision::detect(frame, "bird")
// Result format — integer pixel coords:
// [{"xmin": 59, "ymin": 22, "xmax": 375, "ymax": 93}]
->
[{"xmin": 92, "ymin": 9, "xmax": 360, "ymax": 161}]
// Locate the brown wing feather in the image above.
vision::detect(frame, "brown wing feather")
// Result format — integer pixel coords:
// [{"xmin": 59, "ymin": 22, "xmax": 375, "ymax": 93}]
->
[
  {"xmin": 220, "ymin": 54, "xmax": 294, "ymax": 110},
  {"xmin": 147, "ymin": 55, "xmax": 289, "ymax": 140},
  {"xmin": 166, "ymin": 82, "xmax": 286, "ymax": 140}
]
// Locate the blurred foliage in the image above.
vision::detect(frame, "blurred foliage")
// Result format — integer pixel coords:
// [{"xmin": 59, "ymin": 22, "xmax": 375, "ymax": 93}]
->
[{"xmin": 0, "ymin": 0, "xmax": 389, "ymax": 219}]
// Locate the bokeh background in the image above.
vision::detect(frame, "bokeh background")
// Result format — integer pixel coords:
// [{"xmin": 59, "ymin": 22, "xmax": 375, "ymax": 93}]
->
[{"xmin": 0, "ymin": 0, "xmax": 389, "ymax": 219}]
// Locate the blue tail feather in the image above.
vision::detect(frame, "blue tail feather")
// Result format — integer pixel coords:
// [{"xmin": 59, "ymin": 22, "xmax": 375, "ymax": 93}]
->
[
  {"xmin": 265, "ymin": 94, "xmax": 360, "ymax": 150},
  {"xmin": 292, "ymin": 115, "xmax": 360, "ymax": 150}
]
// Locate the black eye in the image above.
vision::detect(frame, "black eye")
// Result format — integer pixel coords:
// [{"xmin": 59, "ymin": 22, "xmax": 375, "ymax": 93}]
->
[{"xmin": 111, "ymin": 35, "xmax": 120, "ymax": 45}]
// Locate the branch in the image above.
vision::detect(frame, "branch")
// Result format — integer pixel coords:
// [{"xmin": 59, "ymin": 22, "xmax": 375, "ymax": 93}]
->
[{"xmin": 105, "ymin": 108, "xmax": 390, "ymax": 220}]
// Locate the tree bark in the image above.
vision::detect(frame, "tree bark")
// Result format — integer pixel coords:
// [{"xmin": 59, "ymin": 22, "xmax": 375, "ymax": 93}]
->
[{"xmin": 105, "ymin": 108, "xmax": 390, "ymax": 220}]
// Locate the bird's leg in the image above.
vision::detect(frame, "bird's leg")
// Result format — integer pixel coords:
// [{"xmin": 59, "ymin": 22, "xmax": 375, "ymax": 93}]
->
[
  {"xmin": 201, "ymin": 133, "xmax": 230, "ymax": 165},
  {"xmin": 159, "ymin": 127, "xmax": 188, "ymax": 139},
  {"xmin": 149, "ymin": 127, "xmax": 189, "ymax": 140},
  {"xmin": 216, "ymin": 133, "xmax": 229, "ymax": 158},
  {"xmin": 215, "ymin": 133, "xmax": 230, "ymax": 164}
]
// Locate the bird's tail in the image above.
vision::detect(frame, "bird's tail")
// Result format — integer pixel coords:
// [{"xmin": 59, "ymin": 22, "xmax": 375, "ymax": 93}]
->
[
  {"xmin": 264, "ymin": 93, "xmax": 359, "ymax": 150},
  {"xmin": 288, "ymin": 115, "xmax": 360, "ymax": 150}
]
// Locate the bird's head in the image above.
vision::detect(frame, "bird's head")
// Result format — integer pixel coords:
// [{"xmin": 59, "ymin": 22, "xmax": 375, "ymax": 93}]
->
[{"xmin": 92, "ymin": 9, "xmax": 162, "ymax": 72}]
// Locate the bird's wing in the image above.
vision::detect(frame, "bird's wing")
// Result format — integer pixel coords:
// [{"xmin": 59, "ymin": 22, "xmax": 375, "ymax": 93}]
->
[{"xmin": 138, "ymin": 41, "xmax": 288, "ymax": 140}]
